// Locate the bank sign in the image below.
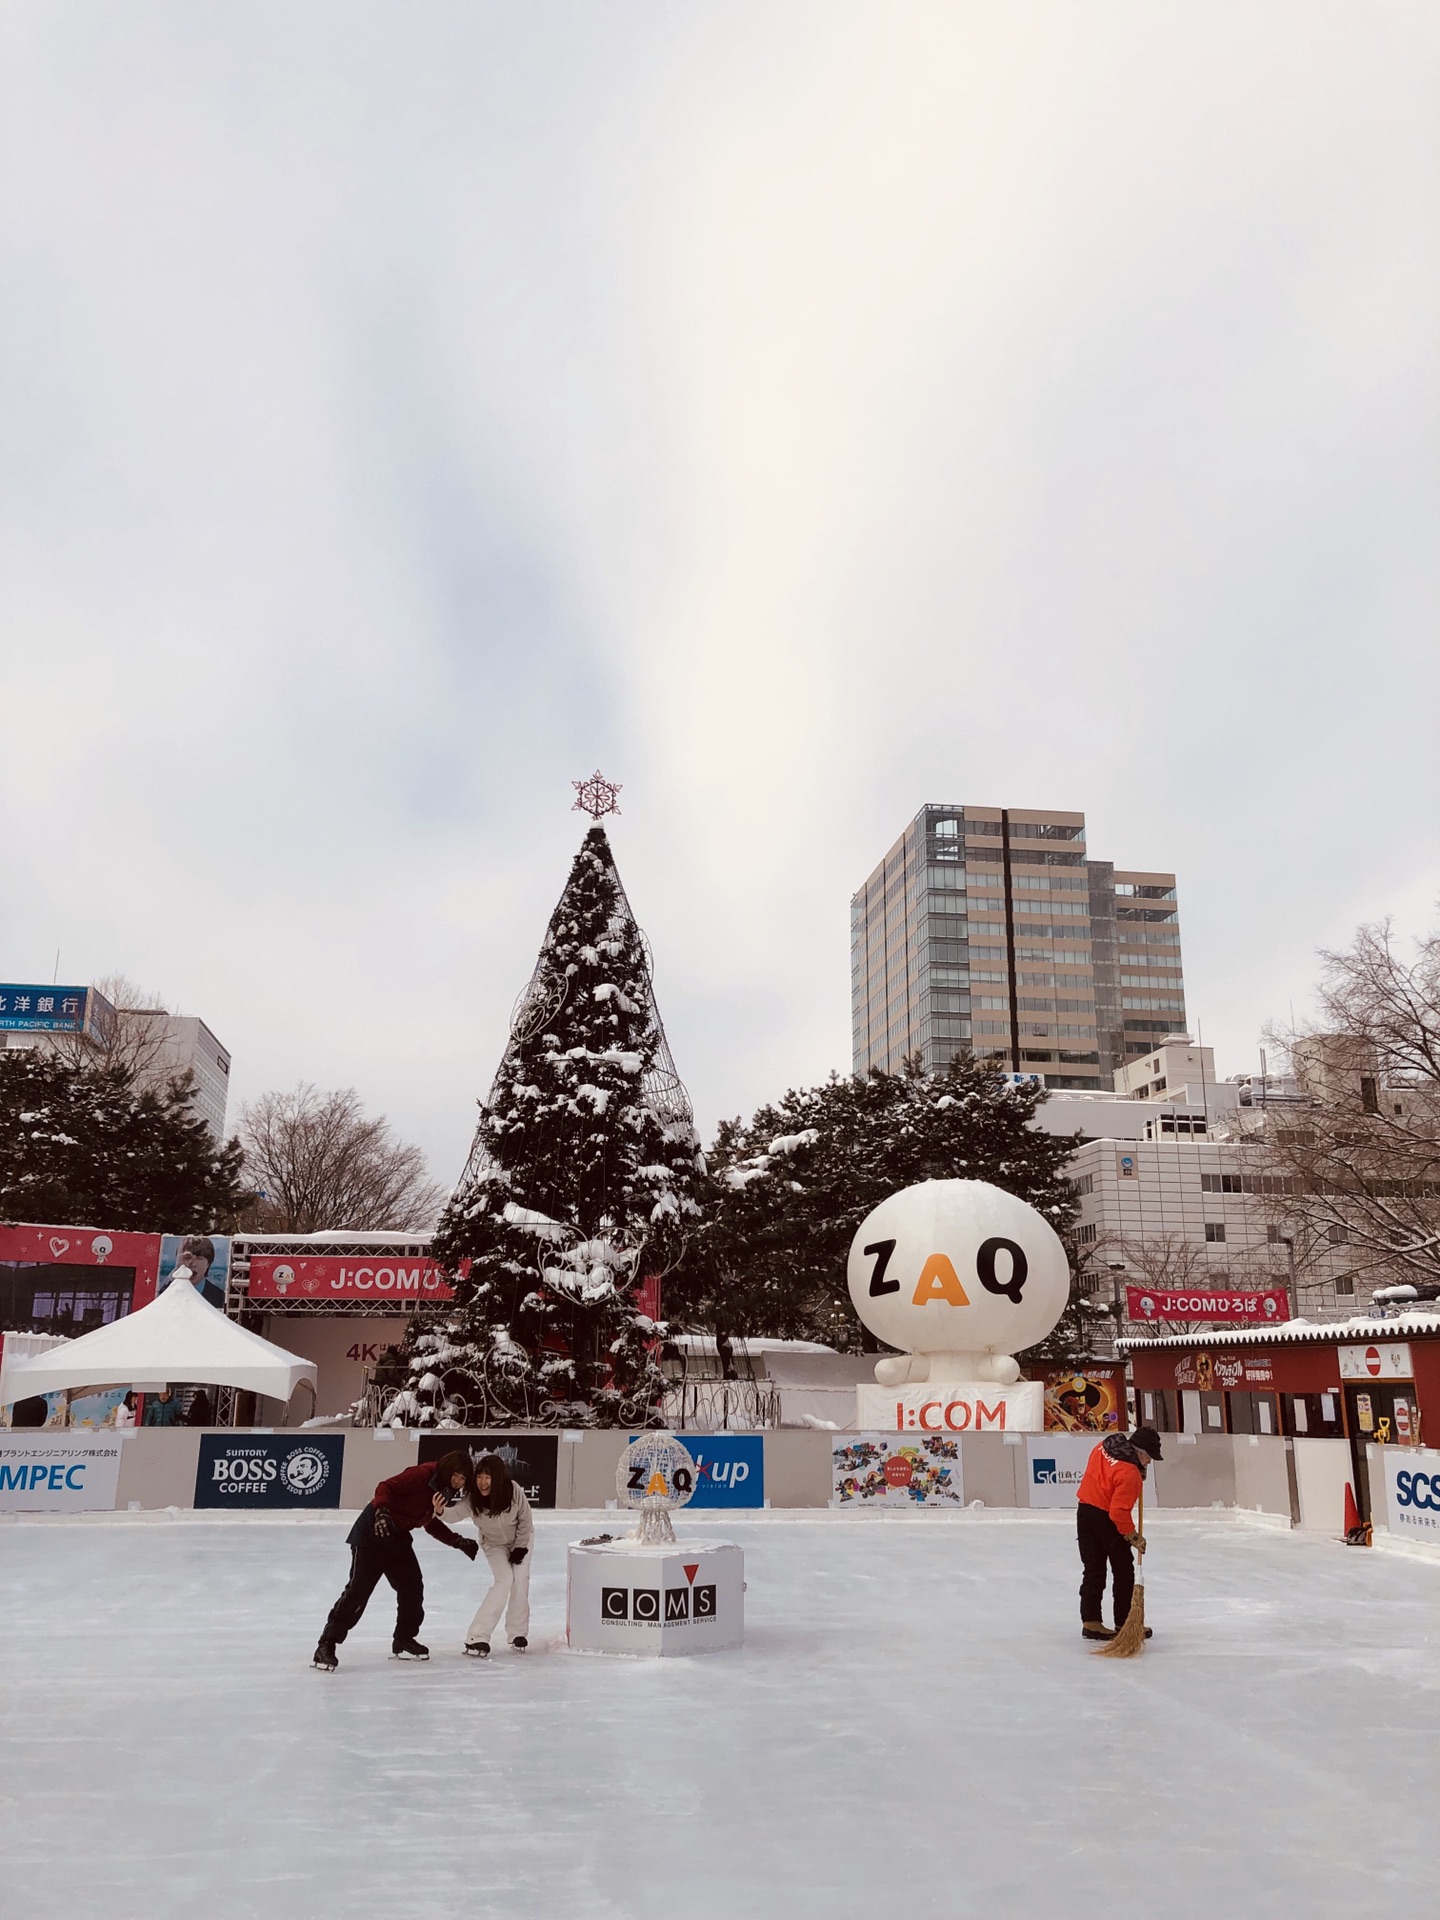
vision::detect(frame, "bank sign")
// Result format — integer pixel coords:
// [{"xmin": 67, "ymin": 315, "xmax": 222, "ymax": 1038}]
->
[
  {"xmin": 246, "ymin": 1255, "xmax": 457, "ymax": 1302},
  {"xmin": 1381, "ymin": 1446, "xmax": 1440, "ymax": 1538},
  {"xmin": 194, "ymin": 1434, "xmax": 344, "ymax": 1508},
  {"xmin": 0, "ymin": 1434, "xmax": 124, "ymax": 1511}
]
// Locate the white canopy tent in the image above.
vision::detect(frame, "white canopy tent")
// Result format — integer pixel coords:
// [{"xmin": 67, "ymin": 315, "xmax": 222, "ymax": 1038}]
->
[{"xmin": 5, "ymin": 1271, "xmax": 317, "ymax": 1403}]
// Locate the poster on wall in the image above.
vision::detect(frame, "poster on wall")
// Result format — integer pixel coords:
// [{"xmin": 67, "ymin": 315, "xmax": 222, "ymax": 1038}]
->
[
  {"xmin": 418, "ymin": 1432, "xmax": 559, "ymax": 1508},
  {"xmin": 1026, "ymin": 1433, "xmax": 1102, "ymax": 1509},
  {"xmin": 0, "ymin": 1433, "xmax": 124, "ymax": 1511},
  {"xmin": 831, "ymin": 1434, "xmax": 964, "ymax": 1508},
  {"xmin": 1040, "ymin": 1367, "xmax": 1125, "ymax": 1433},
  {"xmin": 157, "ymin": 1235, "xmax": 231, "ymax": 1308},
  {"xmin": 681, "ymin": 1435, "xmax": 764, "ymax": 1508}
]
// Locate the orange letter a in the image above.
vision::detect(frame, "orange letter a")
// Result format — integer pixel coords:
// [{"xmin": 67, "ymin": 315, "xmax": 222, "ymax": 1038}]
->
[{"xmin": 912, "ymin": 1254, "xmax": 970, "ymax": 1306}]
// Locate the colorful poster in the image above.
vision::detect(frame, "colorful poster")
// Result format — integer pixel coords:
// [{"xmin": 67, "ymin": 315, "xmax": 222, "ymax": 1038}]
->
[
  {"xmin": 1040, "ymin": 1367, "xmax": 1125, "ymax": 1432},
  {"xmin": 831, "ymin": 1433, "xmax": 965, "ymax": 1507},
  {"xmin": 0, "ymin": 1433, "xmax": 124, "ymax": 1511}
]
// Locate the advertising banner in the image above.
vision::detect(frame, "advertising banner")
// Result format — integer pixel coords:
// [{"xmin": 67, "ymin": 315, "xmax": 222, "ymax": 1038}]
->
[
  {"xmin": 856, "ymin": 1380, "xmax": 1044, "ymax": 1433},
  {"xmin": 418, "ymin": 1432, "xmax": 558, "ymax": 1508},
  {"xmin": 1127, "ymin": 1287, "xmax": 1290, "ymax": 1325},
  {"xmin": 1040, "ymin": 1366, "xmax": 1125, "ymax": 1433},
  {"xmin": 1339, "ymin": 1343, "xmax": 1413, "ymax": 1382},
  {"xmin": 0, "ymin": 1432, "xmax": 124, "ymax": 1511},
  {"xmin": 1026, "ymin": 1433, "xmax": 1101, "ymax": 1509},
  {"xmin": 0, "ymin": 1223, "xmax": 162, "ymax": 1310},
  {"xmin": 0, "ymin": 984, "xmax": 97, "ymax": 1032},
  {"xmin": 194, "ymin": 1434, "xmax": 344, "ymax": 1509},
  {"xmin": 831, "ymin": 1433, "xmax": 964, "ymax": 1507},
  {"xmin": 1381, "ymin": 1446, "xmax": 1440, "ymax": 1539},
  {"xmin": 682, "ymin": 1435, "xmax": 765, "ymax": 1508},
  {"xmin": 247, "ymin": 1254, "xmax": 457, "ymax": 1303},
  {"xmin": 566, "ymin": 1539, "xmax": 744, "ymax": 1656},
  {"xmin": 1171, "ymin": 1350, "xmax": 1276, "ymax": 1391},
  {"xmin": 157, "ymin": 1234, "xmax": 231, "ymax": 1309}
]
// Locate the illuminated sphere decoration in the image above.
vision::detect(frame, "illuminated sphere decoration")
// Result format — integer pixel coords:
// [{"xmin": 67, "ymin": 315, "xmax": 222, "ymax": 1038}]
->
[{"xmin": 847, "ymin": 1178, "xmax": 1071, "ymax": 1387}]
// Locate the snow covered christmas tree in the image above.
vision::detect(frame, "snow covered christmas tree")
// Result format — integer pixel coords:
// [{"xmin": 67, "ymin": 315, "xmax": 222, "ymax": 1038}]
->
[{"xmin": 402, "ymin": 778, "xmax": 704, "ymax": 1427}]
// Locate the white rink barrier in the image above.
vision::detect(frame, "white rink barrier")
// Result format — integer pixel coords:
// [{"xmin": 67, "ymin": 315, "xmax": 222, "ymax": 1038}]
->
[{"xmin": 0, "ymin": 1427, "xmax": 1367, "ymax": 1525}]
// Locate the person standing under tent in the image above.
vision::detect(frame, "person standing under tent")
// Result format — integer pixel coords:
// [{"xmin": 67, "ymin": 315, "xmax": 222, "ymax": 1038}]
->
[
  {"xmin": 142, "ymin": 1386, "xmax": 181, "ymax": 1426},
  {"xmin": 1075, "ymin": 1426, "xmax": 1163, "ymax": 1642},
  {"xmin": 461, "ymin": 1453, "xmax": 535, "ymax": 1659},
  {"xmin": 313, "ymin": 1453, "xmax": 477, "ymax": 1671}
]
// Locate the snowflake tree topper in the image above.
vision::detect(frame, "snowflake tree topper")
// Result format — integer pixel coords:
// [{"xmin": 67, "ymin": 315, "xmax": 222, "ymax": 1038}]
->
[{"xmin": 572, "ymin": 770, "xmax": 623, "ymax": 821}]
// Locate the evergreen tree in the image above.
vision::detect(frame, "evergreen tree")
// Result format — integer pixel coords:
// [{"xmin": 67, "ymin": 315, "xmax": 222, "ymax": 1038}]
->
[
  {"xmin": 669, "ymin": 1055, "xmax": 1091, "ymax": 1359},
  {"xmin": 407, "ymin": 826, "xmax": 704, "ymax": 1427},
  {"xmin": 0, "ymin": 1049, "xmax": 248, "ymax": 1230}
]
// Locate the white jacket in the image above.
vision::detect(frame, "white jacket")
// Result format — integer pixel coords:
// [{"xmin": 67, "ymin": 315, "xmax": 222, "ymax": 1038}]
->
[{"xmin": 462, "ymin": 1484, "xmax": 534, "ymax": 1553}]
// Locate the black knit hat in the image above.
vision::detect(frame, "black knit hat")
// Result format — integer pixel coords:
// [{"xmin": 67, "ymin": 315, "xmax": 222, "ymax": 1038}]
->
[{"xmin": 1130, "ymin": 1425, "xmax": 1164, "ymax": 1461}]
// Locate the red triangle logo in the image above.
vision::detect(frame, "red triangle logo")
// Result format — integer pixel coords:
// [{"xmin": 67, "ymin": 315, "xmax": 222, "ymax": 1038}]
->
[{"xmin": 683, "ymin": 1564, "xmax": 699, "ymax": 1584}]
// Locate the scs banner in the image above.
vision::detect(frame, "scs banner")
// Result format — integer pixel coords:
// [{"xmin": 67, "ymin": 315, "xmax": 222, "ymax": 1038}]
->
[
  {"xmin": 194, "ymin": 1434, "xmax": 344, "ymax": 1509},
  {"xmin": 1382, "ymin": 1446, "xmax": 1440, "ymax": 1538}
]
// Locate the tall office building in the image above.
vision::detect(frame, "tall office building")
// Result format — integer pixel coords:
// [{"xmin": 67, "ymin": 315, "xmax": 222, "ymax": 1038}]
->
[{"xmin": 850, "ymin": 804, "xmax": 1186, "ymax": 1091}]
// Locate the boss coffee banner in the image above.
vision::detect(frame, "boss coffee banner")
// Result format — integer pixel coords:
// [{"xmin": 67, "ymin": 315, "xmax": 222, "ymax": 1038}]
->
[{"xmin": 194, "ymin": 1434, "xmax": 344, "ymax": 1509}]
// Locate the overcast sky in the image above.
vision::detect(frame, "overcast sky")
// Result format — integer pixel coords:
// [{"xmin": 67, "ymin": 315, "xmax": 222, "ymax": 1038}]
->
[{"xmin": 2, "ymin": 3, "xmax": 1437, "ymax": 1182}]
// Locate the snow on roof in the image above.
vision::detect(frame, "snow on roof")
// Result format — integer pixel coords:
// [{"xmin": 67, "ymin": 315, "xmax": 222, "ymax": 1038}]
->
[
  {"xmin": 1120, "ymin": 1309, "xmax": 1440, "ymax": 1352},
  {"xmin": 670, "ymin": 1333, "xmax": 838, "ymax": 1356}
]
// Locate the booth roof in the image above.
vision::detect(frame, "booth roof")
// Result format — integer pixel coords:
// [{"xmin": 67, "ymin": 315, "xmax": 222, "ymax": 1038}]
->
[
  {"xmin": 6, "ymin": 1273, "xmax": 317, "ymax": 1399},
  {"xmin": 1119, "ymin": 1311, "xmax": 1440, "ymax": 1354}
]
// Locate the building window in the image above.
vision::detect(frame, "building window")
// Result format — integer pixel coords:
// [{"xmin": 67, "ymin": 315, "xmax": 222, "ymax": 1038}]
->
[
  {"xmin": 1267, "ymin": 1225, "xmax": 1283, "ymax": 1244},
  {"xmin": 1074, "ymin": 1173, "xmax": 1094, "ymax": 1195},
  {"xmin": 1334, "ymin": 1276, "xmax": 1356, "ymax": 1296},
  {"xmin": 1201, "ymin": 1173, "xmax": 1244, "ymax": 1194},
  {"xmin": 1327, "ymin": 1224, "xmax": 1348, "ymax": 1246},
  {"xmin": 1075, "ymin": 1223, "xmax": 1098, "ymax": 1244},
  {"xmin": 1204, "ymin": 1223, "xmax": 1227, "ymax": 1243}
]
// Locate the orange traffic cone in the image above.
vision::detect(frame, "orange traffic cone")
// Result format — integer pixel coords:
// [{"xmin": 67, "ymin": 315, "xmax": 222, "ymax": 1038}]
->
[{"xmin": 1343, "ymin": 1482, "xmax": 1371, "ymax": 1547}]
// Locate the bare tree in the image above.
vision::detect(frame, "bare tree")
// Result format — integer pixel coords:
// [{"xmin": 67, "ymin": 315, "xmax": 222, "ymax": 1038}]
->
[
  {"xmin": 1251, "ymin": 917, "xmax": 1440, "ymax": 1292},
  {"xmin": 49, "ymin": 973, "xmax": 176, "ymax": 1079},
  {"xmin": 240, "ymin": 1084, "xmax": 446, "ymax": 1235}
]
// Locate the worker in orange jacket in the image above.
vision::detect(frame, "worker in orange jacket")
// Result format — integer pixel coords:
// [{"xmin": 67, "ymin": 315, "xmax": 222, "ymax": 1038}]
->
[{"xmin": 1075, "ymin": 1425, "xmax": 1163, "ymax": 1641}]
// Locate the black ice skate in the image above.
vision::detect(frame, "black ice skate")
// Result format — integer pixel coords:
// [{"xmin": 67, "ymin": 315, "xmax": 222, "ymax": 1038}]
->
[
  {"xmin": 511, "ymin": 1637, "xmax": 528, "ymax": 1651},
  {"xmin": 391, "ymin": 1637, "xmax": 430, "ymax": 1660},
  {"xmin": 464, "ymin": 1640, "xmax": 491, "ymax": 1659},
  {"xmin": 312, "ymin": 1640, "xmax": 339, "ymax": 1671}
]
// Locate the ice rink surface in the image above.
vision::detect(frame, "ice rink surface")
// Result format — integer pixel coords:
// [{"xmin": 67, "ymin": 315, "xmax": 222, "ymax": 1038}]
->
[{"xmin": 2, "ymin": 1509, "xmax": 1436, "ymax": 1920}]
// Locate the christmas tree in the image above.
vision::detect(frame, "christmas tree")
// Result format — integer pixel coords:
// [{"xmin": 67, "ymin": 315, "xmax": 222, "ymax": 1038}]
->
[{"xmin": 401, "ymin": 780, "xmax": 704, "ymax": 1427}]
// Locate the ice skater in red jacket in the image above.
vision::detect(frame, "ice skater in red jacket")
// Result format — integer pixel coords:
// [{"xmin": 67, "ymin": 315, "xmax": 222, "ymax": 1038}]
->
[
  {"xmin": 1075, "ymin": 1425, "xmax": 1163, "ymax": 1642},
  {"xmin": 313, "ymin": 1453, "xmax": 477, "ymax": 1670}
]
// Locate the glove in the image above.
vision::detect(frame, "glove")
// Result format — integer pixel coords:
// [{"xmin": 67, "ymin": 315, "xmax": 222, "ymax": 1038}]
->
[
  {"xmin": 372, "ymin": 1507, "xmax": 395, "ymax": 1540},
  {"xmin": 460, "ymin": 1538, "xmax": 479, "ymax": 1561},
  {"xmin": 1126, "ymin": 1533, "xmax": 1147, "ymax": 1553},
  {"xmin": 508, "ymin": 1547, "xmax": 528, "ymax": 1566}
]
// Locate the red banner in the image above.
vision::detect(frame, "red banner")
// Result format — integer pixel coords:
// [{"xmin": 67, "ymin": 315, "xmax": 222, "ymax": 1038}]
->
[
  {"xmin": 246, "ymin": 1255, "xmax": 458, "ymax": 1302},
  {"xmin": 0, "ymin": 1224, "xmax": 163, "ymax": 1306},
  {"xmin": 1126, "ymin": 1286, "xmax": 1290, "ymax": 1325}
]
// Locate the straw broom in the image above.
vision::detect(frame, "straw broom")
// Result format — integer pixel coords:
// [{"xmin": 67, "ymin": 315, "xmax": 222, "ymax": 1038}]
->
[{"xmin": 1095, "ymin": 1486, "xmax": 1145, "ymax": 1658}]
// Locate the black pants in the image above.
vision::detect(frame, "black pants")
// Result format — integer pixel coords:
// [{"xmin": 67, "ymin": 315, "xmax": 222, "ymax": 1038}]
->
[
  {"xmin": 1077, "ymin": 1501, "xmax": 1134, "ymax": 1627},
  {"xmin": 322, "ymin": 1507, "xmax": 424, "ymax": 1646}
]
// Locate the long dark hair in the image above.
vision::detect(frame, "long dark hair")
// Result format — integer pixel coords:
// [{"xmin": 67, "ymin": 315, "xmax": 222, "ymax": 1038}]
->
[{"xmin": 472, "ymin": 1452, "xmax": 514, "ymax": 1516}]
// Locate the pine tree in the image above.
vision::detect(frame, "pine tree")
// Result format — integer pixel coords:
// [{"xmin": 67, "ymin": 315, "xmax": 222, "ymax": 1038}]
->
[
  {"xmin": 0, "ymin": 1049, "xmax": 248, "ymax": 1229},
  {"xmin": 669, "ymin": 1054, "xmax": 1089, "ymax": 1357},
  {"xmin": 407, "ymin": 826, "xmax": 704, "ymax": 1427}
]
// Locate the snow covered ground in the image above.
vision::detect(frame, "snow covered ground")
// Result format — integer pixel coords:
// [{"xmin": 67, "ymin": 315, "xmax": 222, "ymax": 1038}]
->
[{"xmin": 2, "ymin": 1509, "xmax": 1436, "ymax": 1920}]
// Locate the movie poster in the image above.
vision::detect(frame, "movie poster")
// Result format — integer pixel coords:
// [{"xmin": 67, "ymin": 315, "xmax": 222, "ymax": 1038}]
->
[{"xmin": 1040, "ymin": 1366, "xmax": 1125, "ymax": 1433}]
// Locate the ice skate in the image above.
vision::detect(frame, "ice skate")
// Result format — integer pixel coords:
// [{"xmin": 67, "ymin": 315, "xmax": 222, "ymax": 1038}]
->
[
  {"xmin": 464, "ymin": 1640, "xmax": 490, "ymax": 1659},
  {"xmin": 312, "ymin": 1640, "xmax": 339, "ymax": 1671},
  {"xmin": 391, "ymin": 1637, "xmax": 429, "ymax": 1660},
  {"xmin": 511, "ymin": 1637, "xmax": 528, "ymax": 1651}
]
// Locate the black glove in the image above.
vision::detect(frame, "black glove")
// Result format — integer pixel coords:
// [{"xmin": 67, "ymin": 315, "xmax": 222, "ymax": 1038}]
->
[
  {"xmin": 460, "ymin": 1537, "xmax": 479, "ymax": 1561},
  {"xmin": 508, "ymin": 1547, "xmax": 528, "ymax": 1566},
  {"xmin": 372, "ymin": 1507, "xmax": 395, "ymax": 1540}
]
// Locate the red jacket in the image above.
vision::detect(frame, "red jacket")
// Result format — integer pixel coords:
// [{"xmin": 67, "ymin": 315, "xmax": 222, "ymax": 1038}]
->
[
  {"xmin": 373, "ymin": 1463, "xmax": 467, "ymax": 1548},
  {"xmin": 1076, "ymin": 1442, "xmax": 1143, "ymax": 1536}
]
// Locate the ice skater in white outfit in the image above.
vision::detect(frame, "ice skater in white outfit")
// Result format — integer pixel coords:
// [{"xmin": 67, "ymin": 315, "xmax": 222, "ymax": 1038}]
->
[{"xmin": 462, "ymin": 1454, "xmax": 535, "ymax": 1658}]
